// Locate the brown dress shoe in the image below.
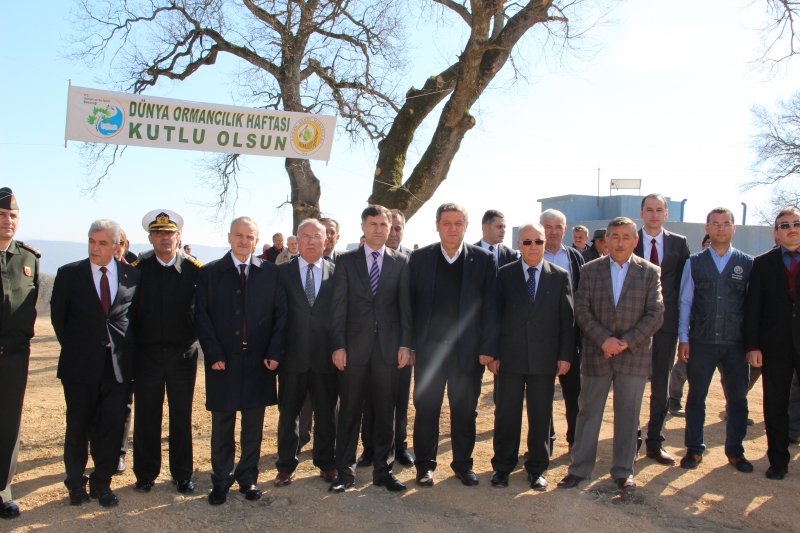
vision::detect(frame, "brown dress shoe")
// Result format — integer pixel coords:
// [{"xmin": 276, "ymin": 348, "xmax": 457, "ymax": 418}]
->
[
  {"xmin": 615, "ymin": 476, "xmax": 636, "ymax": 491},
  {"xmin": 557, "ymin": 474, "xmax": 585, "ymax": 489},
  {"xmin": 320, "ymin": 469, "xmax": 339, "ymax": 483},
  {"xmin": 273, "ymin": 471, "xmax": 295, "ymax": 487},
  {"xmin": 645, "ymin": 448, "xmax": 676, "ymax": 465}
]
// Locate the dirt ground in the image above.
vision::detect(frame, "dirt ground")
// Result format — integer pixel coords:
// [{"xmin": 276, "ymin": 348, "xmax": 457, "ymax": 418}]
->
[{"xmin": 6, "ymin": 319, "xmax": 800, "ymax": 533}]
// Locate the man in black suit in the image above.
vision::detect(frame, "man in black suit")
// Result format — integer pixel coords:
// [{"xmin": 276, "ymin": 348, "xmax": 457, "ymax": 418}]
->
[
  {"xmin": 51, "ymin": 219, "xmax": 140, "ymax": 508},
  {"xmin": 274, "ymin": 219, "xmax": 338, "ymax": 487},
  {"xmin": 329, "ymin": 205, "xmax": 412, "ymax": 493},
  {"xmin": 321, "ymin": 218, "xmax": 341, "ymax": 264},
  {"xmin": 359, "ymin": 209, "xmax": 413, "ymax": 468},
  {"xmin": 489, "ymin": 223, "xmax": 574, "ymax": 490},
  {"xmin": 475, "ymin": 209, "xmax": 518, "ymax": 267},
  {"xmin": 194, "ymin": 217, "xmax": 287, "ymax": 505},
  {"xmin": 540, "ymin": 208, "xmax": 584, "ymax": 451},
  {"xmin": 410, "ymin": 203, "xmax": 498, "ymax": 487},
  {"xmin": 582, "ymin": 229, "xmax": 606, "ymax": 263},
  {"xmin": 264, "ymin": 233, "xmax": 285, "ymax": 263},
  {"xmin": 746, "ymin": 207, "xmax": 800, "ymax": 480},
  {"xmin": 130, "ymin": 210, "xmax": 201, "ymax": 495},
  {"xmin": 571, "ymin": 225, "xmax": 590, "ymax": 254},
  {"xmin": 634, "ymin": 193, "xmax": 691, "ymax": 464}
]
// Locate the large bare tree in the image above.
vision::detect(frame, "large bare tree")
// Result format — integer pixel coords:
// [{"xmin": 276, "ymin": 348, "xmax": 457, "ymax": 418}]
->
[
  {"xmin": 369, "ymin": 0, "xmax": 610, "ymax": 218},
  {"xmin": 68, "ymin": 0, "xmax": 406, "ymax": 229}
]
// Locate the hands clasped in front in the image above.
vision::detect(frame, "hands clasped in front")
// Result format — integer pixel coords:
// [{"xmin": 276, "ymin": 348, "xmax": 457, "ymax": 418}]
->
[{"xmin": 601, "ymin": 336, "xmax": 628, "ymax": 359}]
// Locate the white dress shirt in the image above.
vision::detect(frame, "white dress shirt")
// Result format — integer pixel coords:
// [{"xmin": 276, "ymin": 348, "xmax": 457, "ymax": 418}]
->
[
  {"xmin": 642, "ymin": 229, "xmax": 664, "ymax": 266},
  {"xmin": 298, "ymin": 256, "xmax": 323, "ymax": 298},
  {"xmin": 480, "ymin": 239, "xmax": 500, "ymax": 263},
  {"xmin": 522, "ymin": 259, "xmax": 542, "ymax": 296},
  {"xmin": 90, "ymin": 258, "xmax": 118, "ymax": 304},
  {"xmin": 231, "ymin": 251, "xmax": 252, "ymax": 276},
  {"xmin": 544, "ymin": 244, "xmax": 574, "ymax": 288},
  {"xmin": 441, "ymin": 241, "xmax": 465, "ymax": 264},
  {"xmin": 610, "ymin": 255, "xmax": 633, "ymax": 307},
  {"xmin": 156, "ymin": 253, "xmax": 178, "ymax": 267}
]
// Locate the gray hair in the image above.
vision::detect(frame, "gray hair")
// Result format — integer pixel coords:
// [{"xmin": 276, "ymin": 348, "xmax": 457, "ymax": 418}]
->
[
  {"xmin": 88, "ymin": 219, "xmax": 121, "ymax": 244},
  {"xmin": 540, "ymin": 209, "xmax": 567, "ymax": 226},
  {"xmin": 287, "ymin": 235, "xmax": 297, "ymax": 241},
  {"xmin": 517, "ymin": 222, "xmax": 545, "ymax": 235},
  {"xmin": 606, "ymin": 216, "xmax": 638, "ymax": 235},
  {"xmin": 436, "ymin": 203, "xmax": 469, "ymax": 223},
  {"xmin": 297, "ymin": 218, "xmax": 324, "ymax": 234},
  {"xmin": 230, "ymin": 216, "xmax": 259, "ymax": 236}
]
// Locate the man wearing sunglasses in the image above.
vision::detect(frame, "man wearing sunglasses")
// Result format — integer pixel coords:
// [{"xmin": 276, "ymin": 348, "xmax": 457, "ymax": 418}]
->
[
  {"xmin": 745, "ymin": 207, "xmax": 800, "ymax": 480},
  {"xmin": 677, "ymin": 208, "xmax": 754, "ymax": 473},
  {"xmin": 489, "ymin": 223, "xmax": 574, "ymax": 490},
  {"xmin": 558, "ymin": 217, "xmax": 664, "ymax": 491}
]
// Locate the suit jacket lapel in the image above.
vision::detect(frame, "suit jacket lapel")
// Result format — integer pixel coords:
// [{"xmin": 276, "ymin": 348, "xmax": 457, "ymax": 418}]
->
[
  {"xmin": 109, "ymin": 260, "xmax": 129, "ymax": 311},
  {"xmin": 601, "ymin": 257, "xmax": 616, "ymax": 308},
  {"xmin": 319, "ymin": 258, "xmax": 333, "ymax": 299},
  {"xmin": 292, "ymin": 259, "xmax": 310, "ymax": 307},
  {"xmin": 617, "ymin": 256, "xmax": 642, "ymax": 304},
  {"xmin": 82, "ymin": 259, "xmax": 106, "ymax": 313},
  {"xmin": 377, "ymin": 249, "xmax": 395, "ymax": 298},
  {"xmin": 770, "ymin": 248, "xmax": 791, "ymax": 297},
  {"xmin": 512, "ymin": 260, "xmax": 534, "ymax": 313},
  {"xmin": 529, "ymin": 262, "xmax": 549, "ymax": 317},
  {"xmin": 634, "ymin": 229, "xmax": 645, "ymax": 258},
  {"xmin": 353, "ymin": 246, "xmax": 373, "ymax": 300}
]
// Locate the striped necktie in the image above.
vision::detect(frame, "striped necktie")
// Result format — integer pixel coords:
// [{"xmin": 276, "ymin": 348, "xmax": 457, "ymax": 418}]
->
[
  {"xmin": 369, "ymin": 251, "xmax": 380, "ymax": 296},
  {"xmin": 305, "ymin": 263, "xmax": 316, "ymax": 306}
]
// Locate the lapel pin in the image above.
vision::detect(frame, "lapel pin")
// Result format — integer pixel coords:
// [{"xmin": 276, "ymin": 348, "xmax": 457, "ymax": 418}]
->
[{"xmin": 124, "ymin": 274, "xmax": 128, "ymax": 278}]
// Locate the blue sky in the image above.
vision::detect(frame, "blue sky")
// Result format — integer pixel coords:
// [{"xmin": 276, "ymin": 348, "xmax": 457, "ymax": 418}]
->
[{"xmin": 1, "ymin": 0, "xmax": 797, "ymax": 252}]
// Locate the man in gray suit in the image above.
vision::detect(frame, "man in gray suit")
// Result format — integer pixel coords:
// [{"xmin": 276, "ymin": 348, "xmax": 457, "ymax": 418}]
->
[
  {"xmin": 359, "ymin": 209, "xmax": 414, "ymax": 468},
  {"xmin": 489, "ymin": 223, "xmax": 574, "ymax": 490},
  {"xmin": 329, "ymin": 205, "xmax": 413, "ymax": 493},
  {"xmin": 558, "ymin": 217, "xmax": 664, "ymax": 492},
  {"xmin": 274, "ymin": 219, "xmax": 338, "ymax": 487},
  {"xmin": 634, "ymin": 193, "xmax": 690, "ymax": 464}
]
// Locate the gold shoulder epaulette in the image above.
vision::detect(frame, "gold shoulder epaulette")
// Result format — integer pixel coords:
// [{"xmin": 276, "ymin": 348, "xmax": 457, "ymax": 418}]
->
[
  {"xmin": 130, "ymin": 259, "xmax": 141, "ymax": 267},
  {"xmin": 187, "ymin": 256, "xmax": 203, "ymax": 268},
  {"xmin": 17, "ymin": 241, "xmax": 41, "ymax": 258}
]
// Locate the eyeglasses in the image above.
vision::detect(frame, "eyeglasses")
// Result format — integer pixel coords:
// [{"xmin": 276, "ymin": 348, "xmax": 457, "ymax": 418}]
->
[
  {"xmin": 518, "ymin": 239, "xmax": 545, "ymax": 246},
  {"xmin": 707, "ymin": 222, "xmax": 733, "ymax": 229},
  {"xmin": 299, "ymin": 234, "xmax": 323, "ymax": 242},
  {"xmin": 778, "ymin": 221, "xmax": 800, "ymax": 230}
]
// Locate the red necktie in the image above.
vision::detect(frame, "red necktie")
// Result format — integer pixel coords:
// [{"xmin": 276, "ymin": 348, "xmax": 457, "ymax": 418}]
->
[
  {"xmin": 649, "ymin": 238, "xmax": 659, "ymax": 266},
  {"xmin": 99, "ymin": 266, "xmax": 111, "ymax": 315},
  {"xmin": 239, "ymin": 264, "xmax": 248, "ymax": 344}
]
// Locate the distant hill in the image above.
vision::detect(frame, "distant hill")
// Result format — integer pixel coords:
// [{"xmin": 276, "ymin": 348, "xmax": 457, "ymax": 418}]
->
[{"xmin": 27, "ymin": 240, "xmax": 230, "ymax": 274}]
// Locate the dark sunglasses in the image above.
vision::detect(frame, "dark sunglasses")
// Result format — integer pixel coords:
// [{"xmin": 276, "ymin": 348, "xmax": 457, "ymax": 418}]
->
[
  {"xmin": 519, "ymin": 239, "xmax": 544, "ymax": 246},
  {"xmin": 778, "ymin": 221, "xmax": 800, "ymax": 230}
]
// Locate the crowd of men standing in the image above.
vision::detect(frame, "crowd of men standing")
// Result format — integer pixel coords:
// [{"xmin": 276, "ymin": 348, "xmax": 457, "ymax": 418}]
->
[{"xmin": 2, "ymin": 187, "xmax": 800, "ymax": 519}]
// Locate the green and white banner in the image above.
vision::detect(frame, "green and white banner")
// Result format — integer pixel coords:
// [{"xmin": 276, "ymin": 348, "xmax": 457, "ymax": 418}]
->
[{"xmin": 65, "ymin": 85, "xmax": 336, "ymax": 160}]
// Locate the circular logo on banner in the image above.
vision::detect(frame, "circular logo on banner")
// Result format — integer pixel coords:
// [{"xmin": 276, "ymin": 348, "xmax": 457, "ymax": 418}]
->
[
  {"xmin": 83, "ymin": 98, "xmax": 126, "ymax": 138},
  {"xmin": 291, "ymin": 118, "xmax": 325, "ymax": 155},
  {"xmin": 734, "ymin": 266, "xmax": 743, "ymax": 275}
]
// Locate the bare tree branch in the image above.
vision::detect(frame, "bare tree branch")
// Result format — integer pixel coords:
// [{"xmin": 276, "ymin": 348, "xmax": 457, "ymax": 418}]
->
[{"xmin": 746, "ymin": 92, "xmax": 800, "ymax": 190}]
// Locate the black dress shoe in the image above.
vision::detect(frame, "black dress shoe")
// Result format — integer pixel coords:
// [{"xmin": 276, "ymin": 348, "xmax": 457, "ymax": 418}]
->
[
  {"xmin": 89, "ymin": 486, "xmax": 119, "ymax": 508},
  {"xmin": 728, "ymin": 456, "xmax": 754, "ymax": 473},
  {"xmin": 0, "ymin": 500, "xmax": 20, "ymax": 519},
  {"xmin": 557, "ymin": 474, "xmax": 585, "ymax": 489},
  {"xmin": 490, "ymin": 471, "xmax": 509, "ymax": 488},
  {"xmin": 328, "ymin": 477, "xmax": 355, "ymax": 493},
  {"xmin": 454, "ymin": 469, "xmax": 479, "ymax": 486},
  {"xmin": 528, "ymin": 474, "xmax": 548, "ymax": 491},
  {"xmin": 396, "ymin": 449, "xmax": 414, "ymax": 466},
  {"xmin": 416, "ymin": 470, "xmax": 434, "ymax": 487},
  {"xmin": 114, "ymin": 456, "xmax": 126, "ymax": 476},
  {"xmin": 239, "ymin": 485, "xmax": 262, "ymax": 501},
  {"xmin": 766, "ymin": 465, "xmax": 788, "ymax": 480},
  {"xmin": 174, "ymin": 479, "xmax": 195, "ymax": 493},
  {"xmin": 374, "ymin": 473, "xmax": 407, "ymax": 492},
  {"xmin": 679, "ymin": 452, "xmax": 703, "ymax": 469},
  {"xmin": 69, "ymin": 487, "xmax": 90, "ymax": 506},
  {"xmin": 208, "ymin": 486, "xmax": 228, "ymax": 505},
  {"xmin": 135, "ymin": 479, "xmax": 155, "ymax": 492},
  {"xmin": 356, "ymin": 454, "xmax": 373, "ymax": 468}
]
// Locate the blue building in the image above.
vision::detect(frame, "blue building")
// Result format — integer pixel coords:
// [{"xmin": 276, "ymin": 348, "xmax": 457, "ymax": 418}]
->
[{"xmin": 536, "ymin": 194, "xmax": 686, "ymax": 224}]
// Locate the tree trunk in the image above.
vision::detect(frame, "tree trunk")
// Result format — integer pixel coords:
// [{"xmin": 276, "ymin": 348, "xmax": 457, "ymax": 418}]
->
[{"xmin": 285, "ymin": 158, "xmax": 322, "ymax": 234}]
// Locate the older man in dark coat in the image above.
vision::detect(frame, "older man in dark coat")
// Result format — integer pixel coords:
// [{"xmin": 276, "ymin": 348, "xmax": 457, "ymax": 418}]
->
[{"xmin": 195, "ymin": 216, "xmax": 287, "ymax": 505}]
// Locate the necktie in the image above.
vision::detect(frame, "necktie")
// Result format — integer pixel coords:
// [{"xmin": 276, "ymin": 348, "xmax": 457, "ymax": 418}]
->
[
  {"xmin": 239, "ymin": 264, "xmax": 248, "ymax": 344},
  {"xmin": 99, "ymin": 266, "xmax": 111, "ymax": 315},
  {"xmin": 788, "ymin": 250, "xmax": 798, "ymax": 272},
  {"xmin": 527, "ymin": 267, "xmax": 537, "ymax": 303},
  {"xmin": 369, "ymin": 251, "xmax": 380, "ymax": 296},
  {"xmin": 305, "ymin": 264, "xmax": 316, "ymax": 306},
  {"xmin": 649, "ymin": 238, "xmax": 659, "ymax": 265},
  {"xmin": 489, "ymin": 245, "xmax": 494, "ymax": 252}
]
